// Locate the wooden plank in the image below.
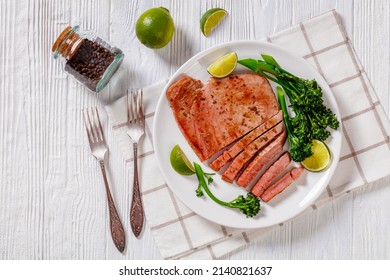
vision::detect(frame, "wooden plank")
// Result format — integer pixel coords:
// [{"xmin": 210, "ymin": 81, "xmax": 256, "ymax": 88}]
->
[
  {"xmin": 0, "ymin": 0, "xmax": 36, "ymax": 260},
  {"xmin": 0, "ymin": 0, "xmax": 389, "ymax": 260},
  {"xmin": 0, "ymin": 0, "xmax": 113, "ymax": 259},
  {"xmin": 353, "ymin": 0, "xmax": 389, "ymax": 116}
]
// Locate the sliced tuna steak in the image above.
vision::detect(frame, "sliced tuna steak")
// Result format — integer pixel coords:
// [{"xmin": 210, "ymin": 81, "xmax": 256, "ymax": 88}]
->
[
  {"xmin": 260, "ymin": 166, "xmax": 305, "ymax": 202},
  {"xmin": 291, "ymin": 166, "xmax": 305, "ymax": 180},
  {"xmin": 260, "ymin": 172, "xmax": 293, "ymax": 202},
  {"xmin": 209, "ymin": 111, "xmax": 282, "ymax": 171},
  {"xmin": 236, "ymin": 131, "xmax": 287, "ymax": 188},
  {"xmin": 221, "ymin": 122, "xmax": 285, "ymax": 183},
  {"xmin": 167, "ymin": 74, "xmax": 279, "ymax": 161},
  {"xmin": 250, "ymin": 152, "xmax": 291, "ymax": 197}
]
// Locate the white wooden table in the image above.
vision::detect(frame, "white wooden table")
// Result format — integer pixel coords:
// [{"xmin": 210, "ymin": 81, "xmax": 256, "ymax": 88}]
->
[{"xmin": 1, "ymin": 0, "xmax": 389, "ymax": 260}]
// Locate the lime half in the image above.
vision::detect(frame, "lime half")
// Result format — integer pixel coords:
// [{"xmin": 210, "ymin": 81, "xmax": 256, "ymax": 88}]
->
[
  {"xmin": 170, "ymin": 145, "xmax": 195, "ymax": 176},
  {"xmin": 207, "ymin": 52, "xmax": 237, "ymax": 78},
  {"xmin": 301, "ymin": 140, "xmax": 332, "ymax": 172},
  {"xmin": 200, "ymin": 8, "xmax": 228, "ymax": 37}
]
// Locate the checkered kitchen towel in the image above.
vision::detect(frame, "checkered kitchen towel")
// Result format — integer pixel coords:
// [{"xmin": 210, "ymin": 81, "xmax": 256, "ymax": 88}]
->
[{"xmin": 105, "ymin": 10, "xmax": 390, "ymax": 259}]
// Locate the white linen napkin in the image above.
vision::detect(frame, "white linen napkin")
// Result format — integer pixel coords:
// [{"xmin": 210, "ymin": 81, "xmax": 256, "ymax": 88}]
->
[{"xmin": 105, "ymin": 10, "xmax": 390, "ymax": 259}]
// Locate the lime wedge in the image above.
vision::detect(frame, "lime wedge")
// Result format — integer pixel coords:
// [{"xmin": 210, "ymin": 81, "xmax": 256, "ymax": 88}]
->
[
  {"xmin": 207, "ymin": 52, "xmax": 237, "ymax": 78},
  {"xmin": 170, "ymin": 144, "xmax": 195, "ymax": 176},
  {"xmin": 301, "ymin": 140, "xmax": 332, "ymax": 172},
  {"xmin": 200, "ymin": 8, "xmax": 228, "ymax": 37}
]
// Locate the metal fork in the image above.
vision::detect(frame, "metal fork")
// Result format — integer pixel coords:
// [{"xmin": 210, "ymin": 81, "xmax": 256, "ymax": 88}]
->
[
  {"xmin": 82, "ymin": 107, "xmax": 126, "ymax": 252},
  {"xmin": 127, "ymin": 89, "xmax": 145, "ymax": 237}
]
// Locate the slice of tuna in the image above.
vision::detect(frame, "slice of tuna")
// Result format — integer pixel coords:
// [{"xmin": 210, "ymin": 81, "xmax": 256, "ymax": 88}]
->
[
  {"xmin": 260, "ymin": 172, "xmax": 293, "ymax": 202},
  {"xmin": 209, "ymin": 111, "xmax": 282, "ymax": 171},
  {"xmin": 260, "ymin": 166, "xmax": 305, "ymax": 202},
  {"xmin": 291, "ymin": 166, "xmax": 305, "ymax": 180},
  {"xmin": 167, "ymin": 74, "xmax": 279, "ymax": 161},
  {"xmin": 236, "ymin": 131, "xmax": 287, "ymax": 188},
  {"xmin": 221, "ymin": 122, "xmax": 285, "ymax": 183},
  {"xmin": 250, "ymin": 152, "xmax": 291, "ymax": 197}
]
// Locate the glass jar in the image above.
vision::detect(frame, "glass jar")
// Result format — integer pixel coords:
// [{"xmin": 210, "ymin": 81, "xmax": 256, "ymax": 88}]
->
[{"xmin": 52, "ymin": 25, "xmax": 124, "ymax": 92}]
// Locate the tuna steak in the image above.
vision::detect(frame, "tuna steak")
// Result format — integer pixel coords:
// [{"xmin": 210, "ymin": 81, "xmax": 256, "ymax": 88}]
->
[{"xmin": 167, "ymin": 74, "xmax": 279, "ymax": 161}]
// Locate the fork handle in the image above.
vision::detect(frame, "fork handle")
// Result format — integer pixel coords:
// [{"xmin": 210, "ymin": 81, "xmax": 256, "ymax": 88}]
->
[
  {"xmin": 130, "ymin": 142, "xmax": 144, "ymax": 237},
  {"xmin": 99, "ymin": 160, "xmax": 126, "ymax": 253}
]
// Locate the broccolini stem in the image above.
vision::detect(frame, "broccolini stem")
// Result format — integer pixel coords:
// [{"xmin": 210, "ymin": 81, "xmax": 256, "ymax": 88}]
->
[
  {"xmin": 238, "ymin": 58, "xmax": 279, "ymax": 83},
  {"xmin": 261, "ymin": 54, "xmax": 281, "ymax": 68},
  {"xmin": 238, "ymin": 58, "xmax": 298, "ymax": 99},
  {"xmin": 277, "ymin": 87, "xmax": 294, "ymax": 136},
  {"xmin": 193, "ymin": 162, "xmax": 260, "ymax": 217},
  {"xmin": 193, "ymin": 162, "xmax": 230, "ymax": 207}
]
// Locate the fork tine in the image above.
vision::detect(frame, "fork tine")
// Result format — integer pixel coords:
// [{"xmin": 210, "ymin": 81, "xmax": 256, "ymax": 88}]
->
[
  {"xmin": 127, "ymin": 89, "xmax": 145, "ymax": 127},
  {"xmin": 127, "ymin": 90, "xmax": 135, "ymax": 124},
  {"xmin": 93, "ymin": 107, "xmax": 104, "ymax": 142},
  {"xmin": 127, "ymin": 90, "xmax": 131, "ymax": 124},
  {"xmin": 87, "ymin": 107, "xmax": 99, "ymax": 143},
  {"xmin": 85, "ymin": 108, "xmax": 94, "ymax": 143},
  {"xmin": 132, "ymin": 91, "xmax": 137, "ymax": 123},
  {"xmin": 134, "ymin": 91, "xmax": 139, "ymax": 125},
  {"xmin": 137, "ymin": 89, "xmax": 144, "ymax": 125},
  {"xmin": 82, "ymin": 108, "xmax": 94, "ymax": 145}
]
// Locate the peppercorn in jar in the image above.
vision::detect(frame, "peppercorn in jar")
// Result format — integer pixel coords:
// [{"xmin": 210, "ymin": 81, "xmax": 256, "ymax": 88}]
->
[{"xmin": 52, "ymin": 25, "xmax": 124, "ymax": 92}]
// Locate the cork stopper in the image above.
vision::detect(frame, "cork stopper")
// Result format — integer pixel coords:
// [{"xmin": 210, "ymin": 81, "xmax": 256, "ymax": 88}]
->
[
  {"xmin": 52, "ymin": 26, "xmax": 83, "ymax": 59},
  {"xmin": 52, "ymin": 26, "xmax": 72, "ymax": 52}
]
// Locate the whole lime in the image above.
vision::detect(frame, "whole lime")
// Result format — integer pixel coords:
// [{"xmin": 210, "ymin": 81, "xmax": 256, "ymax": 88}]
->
[{"xmin": 135, "ymin": 7, "xmax": 175, "ymax": 49}]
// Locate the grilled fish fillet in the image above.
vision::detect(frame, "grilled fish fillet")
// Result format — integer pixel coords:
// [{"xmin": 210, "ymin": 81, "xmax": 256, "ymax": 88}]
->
[{"xmin": 167, "ymin": 74, "xmax": 279, "ymax": 161}]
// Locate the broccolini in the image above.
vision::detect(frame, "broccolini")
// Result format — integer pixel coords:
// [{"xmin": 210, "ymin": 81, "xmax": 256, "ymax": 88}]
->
[
  {"xmin": 238, "ymin": 54, "xmax": 339, "ymax": 162},
  {"xmin": 194, "ymin": 162, "xmax": 260, "ymax": 218}
]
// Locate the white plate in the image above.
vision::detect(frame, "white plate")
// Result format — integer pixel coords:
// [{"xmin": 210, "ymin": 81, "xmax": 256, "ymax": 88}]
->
[{"xmin": 153, "ymin": 41, "xmax": 342, "ymax": 229}]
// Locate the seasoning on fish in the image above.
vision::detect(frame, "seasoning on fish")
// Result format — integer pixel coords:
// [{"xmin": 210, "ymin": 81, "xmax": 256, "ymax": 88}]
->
[{"xmin": 166, "ymin": 74, "xmax": 279, "ymax": 161}]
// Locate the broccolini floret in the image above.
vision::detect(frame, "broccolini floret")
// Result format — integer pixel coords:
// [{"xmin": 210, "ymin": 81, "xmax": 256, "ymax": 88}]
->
[{"xmin": 277, "ymin": 87, "xmax": 312, "ymax": 162}]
